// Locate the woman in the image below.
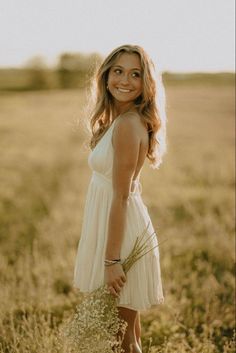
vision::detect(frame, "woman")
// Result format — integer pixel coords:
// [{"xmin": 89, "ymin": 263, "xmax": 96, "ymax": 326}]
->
[{"xmin": 73, "ymin": 44, "xmax": 167, "ymax": 353}]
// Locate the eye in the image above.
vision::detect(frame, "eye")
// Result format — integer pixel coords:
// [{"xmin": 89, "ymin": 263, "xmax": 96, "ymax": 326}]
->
[
  {"xmin": 131, "ymin": 71, "xmax": 141, "ymax": 78},
  {"xmin": 114, "ymin": 68, "xmax": 122, "ymax": 75}
]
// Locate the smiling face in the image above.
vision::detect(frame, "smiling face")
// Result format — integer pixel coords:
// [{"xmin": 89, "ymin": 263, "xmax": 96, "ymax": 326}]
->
[{"xmin": 107, "ymin": 52, "xmax": 143, "ymax": 112}]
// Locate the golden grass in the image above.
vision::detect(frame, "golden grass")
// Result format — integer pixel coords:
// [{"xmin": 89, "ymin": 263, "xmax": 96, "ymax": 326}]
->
[{"xmin": 0, "ymin": 81, "xmax": 235, "ymax": 352}]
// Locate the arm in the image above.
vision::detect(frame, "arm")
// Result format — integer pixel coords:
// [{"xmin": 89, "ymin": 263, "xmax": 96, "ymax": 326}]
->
[{"xmin": 104, "ymin": 116, "xmax": 140, "ymax": 297}]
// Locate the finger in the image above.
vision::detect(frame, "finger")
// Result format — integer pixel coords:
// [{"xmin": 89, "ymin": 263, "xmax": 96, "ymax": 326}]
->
[
  {"xmin": 120, "ymin": 275, "xmax": 127, "ymax": 284},
  {"xmin": 121, "ymin": 275, "xmax": 126, "ymax": 283},
  {"xmin": 113, "ymin": 283, "xmax": 122, "ymax": 293},
  {"xmin": 109, "ymin": 287, "xmax": 120, "ymax": 298},
  {"xmin": 117, "ymin": 278, "xmax": 125, "ymax": 287}
]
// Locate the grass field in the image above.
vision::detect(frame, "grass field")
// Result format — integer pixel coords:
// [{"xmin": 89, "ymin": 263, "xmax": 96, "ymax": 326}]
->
[{"xmin": 0, "ymin": 79, "xmax": 235, "ymax": 352}]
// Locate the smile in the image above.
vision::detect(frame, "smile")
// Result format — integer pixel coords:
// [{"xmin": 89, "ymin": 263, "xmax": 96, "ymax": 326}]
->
[{"xmin": 117, "ymin": 88, "xmax": 132, "ymax": 93}]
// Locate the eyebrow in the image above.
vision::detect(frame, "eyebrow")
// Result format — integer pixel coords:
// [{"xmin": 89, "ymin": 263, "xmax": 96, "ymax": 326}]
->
[{"xmin": 112, "ymin": 65, "xmax": 141, "ymax": 71}]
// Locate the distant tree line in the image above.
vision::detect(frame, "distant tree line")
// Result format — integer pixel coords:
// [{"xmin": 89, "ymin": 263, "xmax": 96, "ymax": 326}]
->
[
  {"xmin": 0, "ymin": 52, "xmax": 234, "ymax": 91},
  {"xmin": 0, "ymin": 52, "xmax": 103, "ymax": 91}
]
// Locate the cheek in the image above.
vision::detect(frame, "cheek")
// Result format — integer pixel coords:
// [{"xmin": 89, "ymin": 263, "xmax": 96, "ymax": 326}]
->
[
  {"xmin": 108, "ymin": 73, "xmax": 117, "ymax": 85},
  {"xmin": 136, "ymin": 81, "xmax": 143, "ymax": 94}
]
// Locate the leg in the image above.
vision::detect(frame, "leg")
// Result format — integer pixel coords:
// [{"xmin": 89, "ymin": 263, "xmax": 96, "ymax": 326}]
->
[
  {"xmin": 117, "ymin": 307, "xmax": 142, "ymax": 353},
  {"xmin": 135, "ymin": 312, "xmax": 142, "ymax": 350}
]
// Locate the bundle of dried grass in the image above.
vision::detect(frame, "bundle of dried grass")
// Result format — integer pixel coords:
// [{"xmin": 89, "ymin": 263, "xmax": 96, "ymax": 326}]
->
[{"xmin": 58, "ymin": 222, "xmax": 160, "ymax": 353}]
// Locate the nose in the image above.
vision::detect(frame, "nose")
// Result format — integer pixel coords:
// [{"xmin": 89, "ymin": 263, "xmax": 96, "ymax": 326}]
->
[{"xmin": 120, "ymin": 73, "xmax": 130, "ymax": 86}]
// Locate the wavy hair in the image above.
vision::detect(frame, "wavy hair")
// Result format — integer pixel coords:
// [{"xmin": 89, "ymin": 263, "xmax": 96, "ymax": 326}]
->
[{"xmin": 87, "ymin": 44, "xmax": 167, "ymax": 169}]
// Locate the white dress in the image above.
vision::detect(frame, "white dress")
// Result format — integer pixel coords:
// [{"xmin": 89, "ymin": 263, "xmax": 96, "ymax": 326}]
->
[{"xmin": 73, "ymin": 116, "xmax": 164, "ymax": 311}]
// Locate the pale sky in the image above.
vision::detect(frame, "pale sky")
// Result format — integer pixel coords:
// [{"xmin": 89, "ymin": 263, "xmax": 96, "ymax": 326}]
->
[{"xmin": 0, "ymin": 0, "xmax": 235, "ymax": 72}]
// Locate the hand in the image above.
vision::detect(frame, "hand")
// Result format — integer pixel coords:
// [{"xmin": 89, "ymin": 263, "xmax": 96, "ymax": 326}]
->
[{"xmin": 104, "ymin": 263, "xmax": 127, "ymax": 298}]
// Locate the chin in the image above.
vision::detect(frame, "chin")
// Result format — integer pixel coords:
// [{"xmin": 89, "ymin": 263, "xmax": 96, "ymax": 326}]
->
[{"xmin": 113, "ymin": 95, "xmax": 139, "ymax": 104}]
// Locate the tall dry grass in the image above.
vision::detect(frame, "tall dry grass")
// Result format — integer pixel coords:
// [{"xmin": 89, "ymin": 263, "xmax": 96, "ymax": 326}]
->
[{"xmin": 0, "ymin": 80, "xmax": 235, "ymax": 352}]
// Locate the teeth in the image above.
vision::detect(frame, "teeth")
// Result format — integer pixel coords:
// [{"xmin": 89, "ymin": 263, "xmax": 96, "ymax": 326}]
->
[{"xmin": 117, "ymin": 88, "xmax": 131, "ymax": 93}]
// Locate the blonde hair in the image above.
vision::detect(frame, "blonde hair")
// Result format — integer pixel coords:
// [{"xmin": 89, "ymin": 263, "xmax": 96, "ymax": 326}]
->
[{"xmin": 87, "ymin": 44, "xmax": 167, "ymax": 169}]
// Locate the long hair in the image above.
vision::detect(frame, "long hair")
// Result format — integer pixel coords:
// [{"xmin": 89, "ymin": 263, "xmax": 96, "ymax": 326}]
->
[{"xmin": 87, "ymin": 44, "xmax": 167, "ymax": 169}]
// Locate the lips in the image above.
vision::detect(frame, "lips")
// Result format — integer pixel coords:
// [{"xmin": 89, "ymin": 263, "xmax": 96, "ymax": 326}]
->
[{"xmin": 117, "ymin": 87, "xmax": 132, "ymax": 93}]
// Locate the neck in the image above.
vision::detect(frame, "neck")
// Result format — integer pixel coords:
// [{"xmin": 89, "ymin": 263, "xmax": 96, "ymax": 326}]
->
[{"xmin": 113, "ymin": 101, "xmax": 137, "ymax": 117}]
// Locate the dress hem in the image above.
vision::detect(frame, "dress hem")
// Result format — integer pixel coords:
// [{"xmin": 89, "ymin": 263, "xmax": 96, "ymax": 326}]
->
[
  {"xmin": 73, "ymin": 284, "xmax": 164, "ymax": 312},
  {"xmin": 116, "ymin": 297, "xmax": 165, "ymax": 312}
]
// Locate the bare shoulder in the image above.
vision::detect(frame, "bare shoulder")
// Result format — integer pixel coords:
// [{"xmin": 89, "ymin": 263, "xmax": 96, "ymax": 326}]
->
[
  {"xmin": 115, "ymin": 111, "xmax": 148, "ymax": 137},
  {"xmin": 112, "ymin": 113, "xmax": 139, "ymax": 147},
  {"xmin": 113, "ymin": 112, "xmax": 149, "ymax": 156}
]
